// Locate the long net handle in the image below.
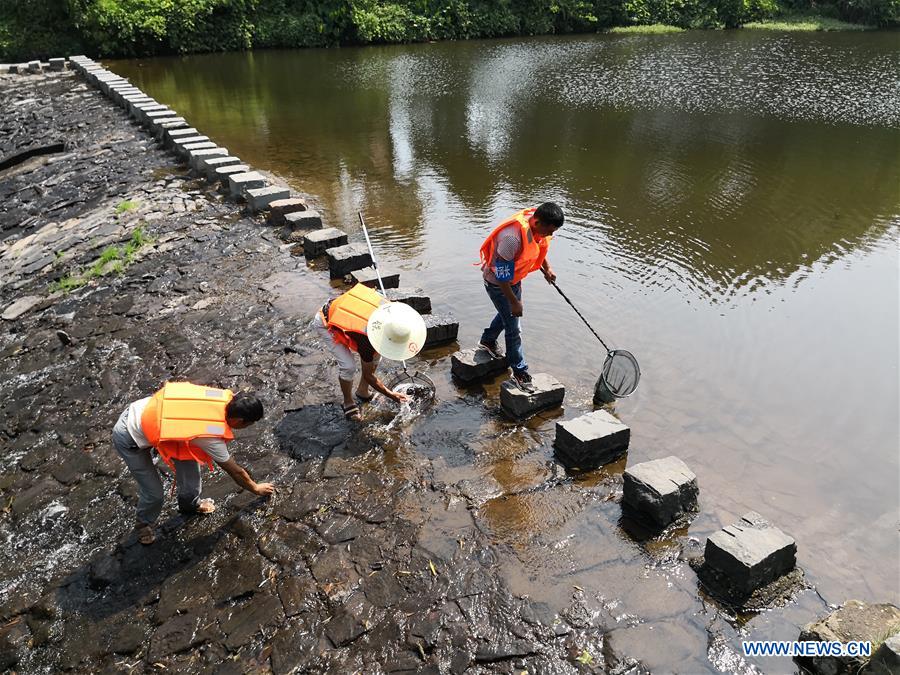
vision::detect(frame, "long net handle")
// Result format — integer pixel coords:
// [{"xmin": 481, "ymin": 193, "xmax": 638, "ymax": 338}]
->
[
  {"xmin": 548, "ymin": 278, "xmax": 611, "ymax": 353},
  {"xmin": 358, "ymin": 211, "xmax": 408, "ymax": 375}
]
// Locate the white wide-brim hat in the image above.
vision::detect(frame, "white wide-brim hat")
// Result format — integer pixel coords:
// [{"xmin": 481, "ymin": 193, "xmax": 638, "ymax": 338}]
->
[{"xmin": 367, "ymin": 302, "xmax": 427, "ymax": 361}]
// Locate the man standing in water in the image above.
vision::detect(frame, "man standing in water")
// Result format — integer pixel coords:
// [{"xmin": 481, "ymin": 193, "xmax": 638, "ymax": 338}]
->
[
  {"xmin": 111, "ymin": 382, "xmax": 275, "ymax": 545},
  {"xmin": 478, "ymin": 202, "xmax": 565, "ymax": 392}
]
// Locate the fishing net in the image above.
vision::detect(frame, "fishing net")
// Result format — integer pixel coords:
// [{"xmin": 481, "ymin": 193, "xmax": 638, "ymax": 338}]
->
[
  {"xmin": 595, "ymin": 349, "xmax": 640, "ymax": 401},
  {"xmin": 385, "ymin": 370, "xmax": 436, "ymax": 410}
]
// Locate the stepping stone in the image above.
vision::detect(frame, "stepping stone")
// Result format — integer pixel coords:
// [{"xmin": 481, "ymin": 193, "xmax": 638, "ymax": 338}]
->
[
  {"xmin": 284, "ymin": 210, "xmax": 322, "ymax": 231},
  {"xmin": 500, "ymin": 373, "xmax": 565, "ymax": 419},
  {"xmin": 450, "ymin": 348, "xmax": 507, "ymax": 382},
  {"xmin": 385, "ymin": 288, "xmax": 431, "ymax": 314},
  {"xmin": 171, "ymin": 136, "xmax": 209, "ymax": 154},
  {"xmin": 49, "ymin": 58, "xmax": 66, "ymax": 71},
  {"xmin": 214, "ymin": 164, "xmax": 250, "ymax": 184},
  {"xmin": 246, "ymin": 186, "xmax": 291, "ymax": 213},
  {"xmin": 152, "ymin": 119, "xmax": 187, "ymax": 137},
  {"xmin": 423, "ymin": 313, "xmax": 459, "ymax": 347},
  {"xmin": 228, "ymin": 171, "xmax": 266, "ymax": 199},
  {"xmin": 132, "ymin": 104, "xmax": 167, "ymax": 121},
  {"xmin": 189, "ymin": 147, "xmax": 228, "ymax": 170},
  {"xmin": 27, "ymin": 60, "xmax": 41, "ymax": 73},
  {"xmin": 202, "ymin": 156, "xmax": 242, "ymax": 180},
  {"xmin": 554, "ymin": 409, "xmax": 630, "ymax": 469},
  {"xmin": 623, "ymin": 455, "xmax": 698, "ymax": 527},
  {"xmin": 350, "ymin": 266, "xmax": 400, "ymax": 289},
  {"xmin": 327, "ymin": 242, "xmax": 372, "ymax": 279},
  {"xmin": 7, "ymin": 64, "xmax": 18, "ymax": 74},
  {"xmin": 304, "ymin": 228, "xmax": 347, "ymax": 258},
  {"xmin": 703, "ymin": 511, "xmax": 796, "ymax": 597},
  {"xmin": 165, "ymin": 127, "xmax": 200, "ymax": 144},
  {"xmin": 267, "ymin": 198, "xmax": 308, "ymax": 226},
  {"xmin": 143, "ymin": 108, "xmax": 179, "ymax": 122},
  {"xmin": 182, "ymin": 141, "xmax": 217, "ymax": 153}
]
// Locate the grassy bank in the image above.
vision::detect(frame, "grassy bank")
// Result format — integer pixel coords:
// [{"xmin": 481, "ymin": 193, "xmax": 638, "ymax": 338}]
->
[
  {"xmin": 607, "ymin": 23, "xmax": 685, "ymax": 33},
  {"xmin": 744, "ymin": 12, "xmax": 876, "ymax": 29}
]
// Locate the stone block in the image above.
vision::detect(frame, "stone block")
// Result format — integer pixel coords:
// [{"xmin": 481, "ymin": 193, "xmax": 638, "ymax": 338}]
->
[
  {"xmin": 799, "ymin": 601, "xmax": 900, "ymax": 675},
  {"xmin": 326, "ymin": 242, "xmax": 372, "ymax": 279},
  {"xmin": 450, "ymin": 348, "xmax": 507, "ymax": 382},
  {"xmin": 704, "ymin": 511, "xmax": 796, "ymax": 597},
  {"xmin": 188, "ymin": 147, "xmax": 229, "ymax": 171},
  {"xmin": 385, "ymin": 288, "xmax": 431, "ymax": 314},
  {"xmin": 266, "ymin": 198, "xmax": 307, "ymax": 226},
  {"xmin": 171, "ymin": 136, "xmax": 209, "ymax": 154},
  {"xmin": 132, "ymin": 104, "xmax": 167, "ymax": 121},
  {"xmin": 303, "ymin": 228, "xmax": 348, "ymax": 258},
  {"xmin": 246, "ymin": 186, "xmax": 291, "ymax": 213},
  {"xmin": 228, "ymin": 171, "xmax": 266, "ymax": 200},
  {"xmin": 49, "ymin": 58, "xmax": 65, "ymax": 71},
  {"xmin": 202, "ymin": 156, "xmax": 242, "ymax": 180},
  {"xmin": 165, "ymin": 127, "xmax": 200, "ymax": 144},
  {"xmin": 143, "ymin": 109, "xmax": 179, "ymax": 124},
  {"xmin": 284, "ymin": 210, "xmax": 322, "ymax": 230},
  {"xmin": 500, "ymin": 373, "xmax": 565, "ymax": 418},
  {"xmin": 623, "ymin": 455, "xmax": 698, "ymax": 527},
  {"xmin": 182, "ymin": 141, "xmax": 217, "ymax": 153},
  {"xmin": 27, "ymin": 60, "xmax": 41, "ymax": 73},
  {"xmin": 423, "ymin": 313, "xmax": 459, "ymax": 347},
  {"xmin": 554, "ymin": 409, "xmax": 630, "ymax": 468},
  {"xmin": 152, "ymin": 119, "xmax": 187, "ymax": 137},
  {"xmin": 214, "ymin": 165, "xmax": 250, "ymax": 184},
  {"xmin": 7, "ymin": 64, "xmax": 18, "ymax": 74},
  {"xmin": 350, "ymin": 266, "xmax": 400, "ymax": 289}
]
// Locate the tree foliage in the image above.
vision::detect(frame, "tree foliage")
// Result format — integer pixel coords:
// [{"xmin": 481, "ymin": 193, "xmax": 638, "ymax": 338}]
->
[{"xmin": 0, "ymin": 0, "xmax": 893, "ymax": 61}]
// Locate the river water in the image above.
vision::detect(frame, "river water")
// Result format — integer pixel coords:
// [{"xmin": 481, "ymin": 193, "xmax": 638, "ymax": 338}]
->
[{"xmin": 111, "ymin": 30, "xmax": 899, "ymax": 670}]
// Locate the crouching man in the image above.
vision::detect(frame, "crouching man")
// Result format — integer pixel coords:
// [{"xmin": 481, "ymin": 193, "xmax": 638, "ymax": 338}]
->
[{"xmin": 111, "ymin": 381, "xmax": 276, "ymax": 545}]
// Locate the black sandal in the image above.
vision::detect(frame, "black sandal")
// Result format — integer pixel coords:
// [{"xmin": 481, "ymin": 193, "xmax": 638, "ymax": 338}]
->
[{"xmin": 342, "ymin": 404, "xmax": 361, "ymax": 420}]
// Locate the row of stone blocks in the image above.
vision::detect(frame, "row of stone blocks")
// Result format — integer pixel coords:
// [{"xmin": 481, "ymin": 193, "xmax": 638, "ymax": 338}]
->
[
  {"xmin": 5, "ymin": 58, "xmax": 67, "ymax": 74},
  {"xmin": 68, "ymin": 56, "xmax": 310, "ymax": 219}
]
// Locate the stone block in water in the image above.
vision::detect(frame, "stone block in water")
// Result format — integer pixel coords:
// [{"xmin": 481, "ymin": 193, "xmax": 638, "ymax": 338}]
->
[
  {"xmin": 7, "ymin": 64, "xmax": 18, "ymax": 74},
  {"xmin": 188, "ymin": 147, "xmax": 228, "ymax": 170},
  {"xmin": 327, "ymin": 242, "xmax": 372, "ymax": 279},
  {"xmin": 350, "ymin": 266, "xmax": 400, "ymax": 289},
  {"xmin": 285, "ymin": 210, "xmax": 322, "ymax": 230},
  {"xmin": 500, "ymin": 373, "xmax": 565, "ymax": 418},
  {"xmin": 385, "ymin": 288, "xmax": 431, "ymax": 314},
  {"xmin": 49, "ymin": 58, "xmax": 66, "ymax": 71},
  {"xmin": 704, "ymin": 511, "xmax": 796, "ymax": 597},
  {"xmin": 214, "ymin": 165, "xmax": 250, "ymax": 185},
  {"xmin": 27, "ymin": 60, "xmax": 41, "ymax": 73},
  {"xmin": 228, "ymin": 172, "xmax": 266, "ymax": 200},
  {"xmin": 554, "ymin": 409, "xmax": 630, "ymax": 468},
  {"xmin": 202, "ymin": 156, "xmax": 242, "ymax": 180},
  {"xmin": 182, "ymin": 141, "xmax": 217, "ymax": 153},
  {"xmin": 143, "ymin": 109, "xmax": 179, "ymax": 125},
  {"xmin": 267, "ymin": 198, "xmax": 307, "ymax": 226},
  {"xmin": 303, "ymin": 228, "xmax": 347, "ymax": 258},
  {"xmin": 132, "ymin": 104, "xmax": 167, "ymax": 121},
  {"xmin": 423, "ymin": 313, "xmax": 459, "ymax": 347},
  {"xmin": 623, "ymin": 455, "xmax": 698, "ymax": 527},
  {"xmin": 246, "ymin": 186, "xmax": 291, "ymax": 213},
  {"xmin": 165, "ymin": 127, "xmax": 200, "ymax": 146},
  {"xmin": 450, "ymin": 348, "xmax": 507, "ymax": 382},
  {"xmin": 152, "ymin": 118, "xmax": 187, "ymax": 137},
  {"xmin": 172, "ymin": 136, "xmax": 209, "ymax": 155}
]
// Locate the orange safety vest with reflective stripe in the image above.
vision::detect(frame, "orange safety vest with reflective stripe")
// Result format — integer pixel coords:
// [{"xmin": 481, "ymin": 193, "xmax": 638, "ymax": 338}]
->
[
  {"xmin": 479, "ymin": 207, "xmax": 551, "ymax": 285},
  {"xmin": 140, "ymin": 382, "xmax": 234, "ymax": 472},
  {"xmin": 319, "ymin": 283, "xmax": 386, "ymax": 353}
]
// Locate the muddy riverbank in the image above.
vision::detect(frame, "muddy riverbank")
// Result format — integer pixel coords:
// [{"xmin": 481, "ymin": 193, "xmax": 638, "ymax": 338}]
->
[{"xmin": 0, "ymin": 66, "xmax": 842, "ymax": 673}]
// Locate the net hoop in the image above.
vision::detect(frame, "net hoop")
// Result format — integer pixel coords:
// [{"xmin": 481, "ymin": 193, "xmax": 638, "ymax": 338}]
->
[{"xmin": 600, "ymin": 349, "xmax": 641, "ymax": 398}]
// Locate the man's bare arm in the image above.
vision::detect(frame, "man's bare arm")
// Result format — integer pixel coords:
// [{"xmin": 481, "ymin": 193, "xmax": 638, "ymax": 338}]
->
[{"xmin": 217, "ymin": 458, "xmax": 275, "ymax": 496}]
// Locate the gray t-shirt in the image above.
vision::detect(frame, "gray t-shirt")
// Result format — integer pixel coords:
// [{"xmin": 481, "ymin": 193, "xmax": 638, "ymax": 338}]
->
[
  {"xmin": 125, "ymin": 397, "xmax": 231, "ymax": 463},
  {"xmin": 482, "ymin": 224, "xmax": 523, "ymax": 285}
]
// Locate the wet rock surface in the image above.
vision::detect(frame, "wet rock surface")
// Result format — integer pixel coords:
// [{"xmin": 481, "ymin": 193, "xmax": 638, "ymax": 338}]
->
[{"xmin": 0, "ymin": 67, "xmax": 841, "ymax": 674}]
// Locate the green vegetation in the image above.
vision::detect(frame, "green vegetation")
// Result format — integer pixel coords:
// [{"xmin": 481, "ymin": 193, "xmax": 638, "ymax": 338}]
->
[
  {"xmin": 52, "ymin": 226, "xmax": 151, "ymax": 293},
  {"xmin": 0, "ymin": 0, "xmax": 892, "ymax": 61},
  {"xmin": 744, "ymin": 12, "xmax": 873, "ymax": 28},
  {"xmin": 115, "ymin": 198, "xmax": 139, "ymax": 213},
  {"xmin": 607, "ymin": 22, "xmax": 684, "ymax": 31}
]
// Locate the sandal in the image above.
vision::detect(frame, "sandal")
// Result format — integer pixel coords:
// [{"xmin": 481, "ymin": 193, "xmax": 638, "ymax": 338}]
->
[
  {"xmin": 354, "ymin": 392, "xmax": 375, "ymax": 404},
  {"xmin": 342, "ymin": 404, "xmax": 361, "ymax": 421},
  {"xmin": 134, "ymin": 522, "xmax": 156, "ymax": 546}
]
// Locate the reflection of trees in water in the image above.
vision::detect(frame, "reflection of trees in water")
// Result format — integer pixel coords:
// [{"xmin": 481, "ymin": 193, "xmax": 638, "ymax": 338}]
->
[{"xmin": 111, "ymin": 38, "xmax": 900, "ymax": 297}]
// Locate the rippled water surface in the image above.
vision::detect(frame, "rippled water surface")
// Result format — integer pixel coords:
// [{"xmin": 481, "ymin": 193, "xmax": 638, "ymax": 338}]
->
[{"xmin": 111, "ymin": 30, "xmax": 899, "ymax": 670}]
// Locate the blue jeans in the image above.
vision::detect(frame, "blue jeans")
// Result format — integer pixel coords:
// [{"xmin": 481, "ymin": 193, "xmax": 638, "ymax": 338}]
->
[
  {"xmin": 480, "ymin": 281, "xmax": 527, "ymax": 373},
  {"xmin": 112, "ymin": 408, "xmax": 202, "ymax": 524}
]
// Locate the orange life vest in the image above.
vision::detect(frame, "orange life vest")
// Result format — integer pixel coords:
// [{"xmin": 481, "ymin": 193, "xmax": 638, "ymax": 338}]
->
[
  {"xmin": 479, "ymin": 207, "xmax": 551, "ymax": 285},
  {"xmin": 319, "ymin": 283, "xmax": 386, "ymax": 352},
  {"xmin": 140, "ymin": 382, "xmax": 234, "ymax": 472}
]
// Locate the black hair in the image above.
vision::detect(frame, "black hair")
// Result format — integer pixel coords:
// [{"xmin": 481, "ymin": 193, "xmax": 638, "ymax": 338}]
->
[
  {"xmin": 535, "ymin": 202, "xmax": 564, "ymax": 229},
  {"xmin": 226, "ymin": 393, "xmax": 264, "ymax": 424}
]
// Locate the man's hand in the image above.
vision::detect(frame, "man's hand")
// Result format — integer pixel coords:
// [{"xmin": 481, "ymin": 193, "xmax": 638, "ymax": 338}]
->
[
  {"xmin": 253, "ymin": 482, "xmax": 276, "ymax": 497},
  {"xmin": 510, "ymin": 298, "xmax": 523, "ymax": 317},
  {"xmin": 542, "ymin": 266, "xmax": 557, "ymax": 283},
  {"xmin": 392, "ymin": 391, "xmax": 410, "ymax": 404}
]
